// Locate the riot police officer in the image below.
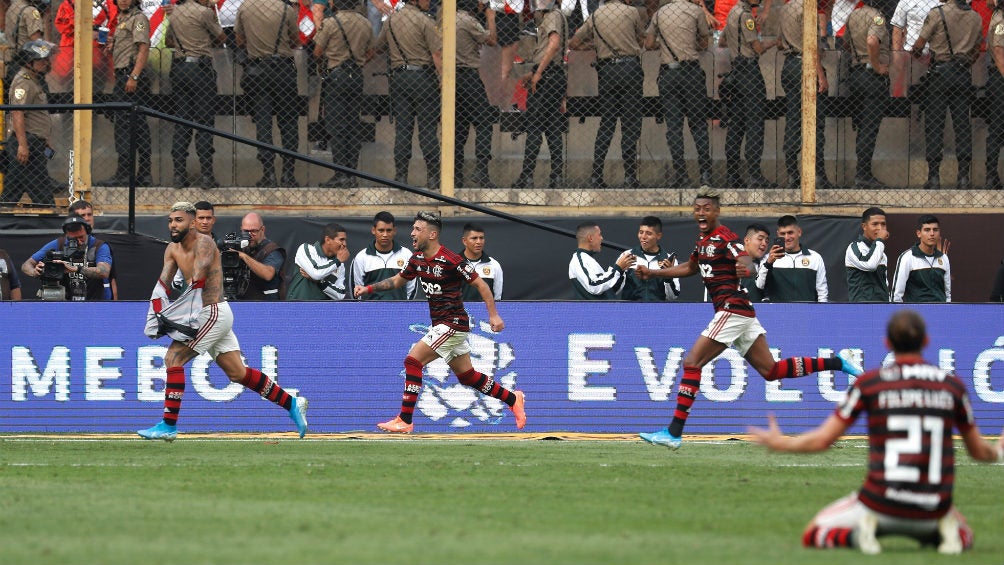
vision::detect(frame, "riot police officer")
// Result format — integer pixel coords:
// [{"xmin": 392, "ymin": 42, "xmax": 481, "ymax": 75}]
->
[
  {"xmin": 911, "ymin": 0, "xmax": 982, "ymax": 189},
  {"xmin": 720, "ymin": 0, "xmax": 777, "ymax": 188},
  {"xmin": 236, "ymin": 0, "xmax": 302, "ymax": 188},
  {"xmin": 313, "ymin": 0, "xmax": 374, "ymax": 188},
  {"xmin": 375, "ymin": 0, "xmax": 442, "ymax": 189},
  {"xmin": 168, "ymin": 0, "xmax": 225, "ymax": 189},
  {"xmin": 2, "ymin": 39, "xmax": 55, "ymax": 207},
  {"xmin": 570, "ymin": 0, "xmax": 644, "ymax": 188},
  {"xmin": 96, "ymin": 0, "xmax": 153, "ymax": 187},
  {"xmin": 647, "ymin": 0, "xmax": 711, "ymax": 189},
  {"xmin": 455, "ymin": 0, "xmax": 497, "ymax": 188},
  {"xmin": 779, "ymin": 0, "xmax": 831, "ymax": 189},
  {"xmin": 513, "ymin": 0, "xmax": 567, "ymax": 189},
  {"xmin": 985, "ymin": 0, "xmax": 1004, "ymax": 190},
  {"xmin": 846, "ymin": 0, "xmax": 891, "ymax": 189}
]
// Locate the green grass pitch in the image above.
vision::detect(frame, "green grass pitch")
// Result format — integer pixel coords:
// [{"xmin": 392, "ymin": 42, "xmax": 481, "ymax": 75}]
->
[{"xmin": 2, "ymin": 436, "xmax": 1001, "ymax": 565}]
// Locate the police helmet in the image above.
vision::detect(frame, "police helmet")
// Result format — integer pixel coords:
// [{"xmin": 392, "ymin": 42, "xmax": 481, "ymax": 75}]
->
[
  {"xmin": 20, "ymin": 39, "xmax": 55, "ymax": 63},
  {"xmin": 531, "ymin": 0, "xmax": 556, "ymax": 11},
  {"xmin": 62, "ymin": 214, "xmax": 93, "ymax": 235}
]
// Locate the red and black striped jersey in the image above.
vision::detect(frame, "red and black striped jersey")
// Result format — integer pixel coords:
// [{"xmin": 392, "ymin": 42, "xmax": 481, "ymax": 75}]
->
[
  {"xmin": 690, "ymin": 225, "xmax": 755, "ymax": 317},
  {"xmin": 400, "ymin": 245, "xmax": 479, "ymax": 331},
  {"xmin": 834, "ymin": 358, "xmax": 975, "ymax": 520}
]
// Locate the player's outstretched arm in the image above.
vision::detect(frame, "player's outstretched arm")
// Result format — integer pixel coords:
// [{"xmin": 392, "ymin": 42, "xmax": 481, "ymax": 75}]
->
[
  {"xmin": 960, "ymin": 425, "xmax": 1004, "ymax": 463},
  {"xmin": 354, "ymin": 274, "xmax": 405, "ymax": 297},
  {"xmin": 748, "ymin": 413, "xmax": 849, "ymax": 453},
  {"xmin": 637, "ymin": 257, "xmax": 698, "ymax": 280}
]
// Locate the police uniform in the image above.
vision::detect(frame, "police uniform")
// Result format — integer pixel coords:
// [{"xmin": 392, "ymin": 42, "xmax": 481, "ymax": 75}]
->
[
  {"xmin": 778, "ymin": 0, "xmax": 829, "ymax": 188},
  {"xmin": 375, "ymin": 2, "xmax": 442, "ymax": 187},
  {"xmin": 917, "ymin": 0, "xmax": 982, "ymax": 189},
  {"xmin": 3, "ymin": 0, "xmax": 44, "ymax": 101},
  {"xmin": 236, "ymin": 0, "xmax": 302, "ymax": 187},
  {"xmin": 315, "ymin": 9, "xmax": 373, "ymax": 187},
  {"xmin": 575, "ymin": 0, "xmax": 644, "ymax": 188},
  {"xmin": 985, "ymin": 7, "xmax": 1004, "ymax": 189},
  {"xmin": 455, "ymin": 7, "xmax": 495, "ymax": 188},
  {"xmin": 721, "ymin": 0, "xmax": 770, "ymax": 188},
  {"xmin": 2, "ymin": 66, "xmax": 53, "ymax": 205},
  {"xmin": 846, "ymin": 5, "xmax": 890, "ymax": 188},
  {"xmin": 650, "ymin": 0, "xmax": 710, "ymax": 188},
  {"xmin": 169, "ymin": 0, "xmax": 224, "ymax": 188},
  {"xmin": 513, "ymin": 7, "xmax": 567, "ymax": 189},
  {"xmin": 103, "ymin": 5, "xmax": 153, "ymax": 186}
]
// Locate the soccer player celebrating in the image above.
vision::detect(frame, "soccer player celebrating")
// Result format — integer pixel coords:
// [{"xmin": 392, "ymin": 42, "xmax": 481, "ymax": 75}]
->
[
  {"xmin": 354, "ymin": 211, "xmax": 526, "ymax": 433},
  {"xmin": 750, "ymin": 310, "xmax": 1004, "ymax": 555},
  {"xmin": 635, "ymin": 189, "xmax": 862, "ymax": 450},
  {"xmin": 139, "ymin": 202, "xmax": 308, "ymax": 441}
]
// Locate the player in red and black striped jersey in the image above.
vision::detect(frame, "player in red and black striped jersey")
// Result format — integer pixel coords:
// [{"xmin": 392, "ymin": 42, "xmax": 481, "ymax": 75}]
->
[
  {"xmin": 354, "ymin": 211, "xmax": 526, "ymax": 433},
  {"xmin": 750, "ymin": 310, "xmax": 1004, "ymax": 555},
  {"xmin": 635, "ymin": 189, "xmax": 862, "ymax": 450}
]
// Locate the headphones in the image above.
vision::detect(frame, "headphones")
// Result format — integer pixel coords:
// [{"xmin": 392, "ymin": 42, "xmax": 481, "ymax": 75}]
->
[{"xmin": 62, "ymin": 214, "xmax": 93, "ymax": 235}]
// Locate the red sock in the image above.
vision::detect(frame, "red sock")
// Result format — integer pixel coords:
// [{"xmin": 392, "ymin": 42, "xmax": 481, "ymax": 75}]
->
[
  {"xmin": 767, "ymin": 357, "xmax": 840, "ymax": 381},
  {"xmin": 668, "ymin": 366, "xmax": 701, "ymax": 436},
  {"xmin": 163, "ymin": 366, "xmax": 185, "ymax": 426},
  {"xmin": 457, "ymin": 368, "xmax": 515, "ymax": 406},
  {"xmin": 399, "ymin": 356, "xmax": 424, "ymax": 424},
  {"xmin": 239, "ymin": 367, "xmax": 293, "ymax": 410}
]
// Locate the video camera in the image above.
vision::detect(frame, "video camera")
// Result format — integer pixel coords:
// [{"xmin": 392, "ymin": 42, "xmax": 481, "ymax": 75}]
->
[
  {"xmin": 39, "ymin": 239, "xmax": 87, "ymax": 301},
  {"xmin": 219, "ymin": 231, "xmax": 252, "ymax": 301}
]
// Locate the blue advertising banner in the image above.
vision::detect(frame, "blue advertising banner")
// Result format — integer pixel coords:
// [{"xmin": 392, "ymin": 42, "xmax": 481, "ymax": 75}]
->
[{"xmin": 1, "ymin": 302, "xmax": 1002, "ymax": 434}]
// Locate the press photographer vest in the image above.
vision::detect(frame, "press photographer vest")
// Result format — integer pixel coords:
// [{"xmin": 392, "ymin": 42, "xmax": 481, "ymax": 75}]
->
[
  {"xmin": 243, "ymin": 240, "xmax": 287, "ymax": 301},
  {"xmin": 56, "ymin": 236, "xmax": 107, "ymax": 301}
]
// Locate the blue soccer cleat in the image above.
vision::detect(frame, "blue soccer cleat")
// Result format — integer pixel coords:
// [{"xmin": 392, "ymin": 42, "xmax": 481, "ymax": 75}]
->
[
  {"xmin": 639, "ymin": 428, "xmax": 682, "ymax": 450},
  {"xmin": 137, "ymin": 421, "xmax": 177, "ymax": 442},
  {"xmin": 289, "ymin": 396, "xmax": 309, "ymax": 438},
  {"xmin": 838, "ymin": 354, "xmax": 863, "ymax": 377}
]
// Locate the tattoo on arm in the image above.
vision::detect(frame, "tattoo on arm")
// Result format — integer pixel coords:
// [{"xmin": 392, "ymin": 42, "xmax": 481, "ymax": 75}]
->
[
  {"xmin": 371, "ymin": 278, "xmax": 396, "ymax": 292},
  {"xmin": 192, "ymin": 238, "xmax": 216, "ymax": 280}
]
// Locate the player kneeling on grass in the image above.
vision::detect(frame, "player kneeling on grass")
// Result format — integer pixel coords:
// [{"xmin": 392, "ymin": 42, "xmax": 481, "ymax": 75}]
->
[
  {"xmin": 138, "ymin": 202, "xmax": 308, "ymax": 442},
  {"xmin": 636, "ymin": 188, "xmax": 862, "ymax": 450},
  {"xmin": 749, "ymin": 310, "xmax": 1004, "ymax": 555},
  {"xmin": 354, "ymin": 211, "xmax": 526, "ymax": 433}
]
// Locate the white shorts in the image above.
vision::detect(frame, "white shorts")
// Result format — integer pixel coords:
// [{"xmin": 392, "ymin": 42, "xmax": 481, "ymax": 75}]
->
[
  {"xmin": 186, "ymin": 302, "xmax": 241, "ymax": 358},
  {"xmin": 700, "ymin": 311, "xmax": 765, "ymax": 355},
  {"xmin": 808, "ymin": 492, "xmax": 971, "ymax": 546},
  {"xmin": 420, "ymin": 323, "xmax": 471, "ymax": 363}
]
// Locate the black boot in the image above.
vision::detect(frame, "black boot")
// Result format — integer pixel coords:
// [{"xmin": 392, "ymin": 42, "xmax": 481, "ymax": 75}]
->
[
  {"xmin": 280, "ymin": 162, "xmax": 298, "ymax": 187},
  {"xmin": 549, "ymin": 164, "xmax": 563, "ymax": 189},
  {"xmin": 748, "ymin": 172, "xmax": 774, "ymax": 189},
  {"xmin": 957, "ymin": 161, "xmax": 971, "ymax": 190},
  {"xmin": 173, "ymin": 163, "xmax": 190, "ymax": 189},
  {"xmin": 699, "ymin": 170, "xmax": 712, "ymax": 188},
  {"xmin": 986, "ymin": 163, "xmax": 1002, "ymax": 190},
  {"xmin": 96, "ymin": 169, "xmax": 130, "ymax": 187},
  {"xmin": 725, "ymin": 162, "xmax": 742, "ymax": 188},
  {"xmin": 473, "ymin": 159, "xmax": 494, "ymax": 188},
  {"xmin": 426, "ymin": 164, "xmax": 440, "ymax": 191},
  {"xmin": 256, "ymin": 163, "xmax": 277, "ymax": 187},
  {"xmin": 394, "ymin": 162, "xmax": 408, "ymax": 184},
  {"xmin": 589, "ymin": 172, "xmax": 608, "ymax": 188},
  {"xmin": 924, "ymin": 164, "xmax": 940, "ymax": 190}
]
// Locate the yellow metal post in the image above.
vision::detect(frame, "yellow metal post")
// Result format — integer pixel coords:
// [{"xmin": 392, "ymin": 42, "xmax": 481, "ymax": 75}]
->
[
  {"xmin": 73, "ymin": 2, "xmax": 95, "ymax": 202},
  {"xmin": 801, "ymin": 0, "xmax": 818, "ymax": 204},
  {"xmin": 440, "ymin": 0, "xmax": 456, "ymax": 197}
]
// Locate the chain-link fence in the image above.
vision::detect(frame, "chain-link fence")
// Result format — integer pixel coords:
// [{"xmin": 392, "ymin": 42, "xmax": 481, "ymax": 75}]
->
[{"xmin": 2, "ymin": 0, "xmax": 1004, "ymax": 213}]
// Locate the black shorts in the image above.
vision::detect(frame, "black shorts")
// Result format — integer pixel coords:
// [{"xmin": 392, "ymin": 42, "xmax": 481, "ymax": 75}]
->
[{"xmin": 494, "ymin": 12, "xmax": 523, "ymax": 47}]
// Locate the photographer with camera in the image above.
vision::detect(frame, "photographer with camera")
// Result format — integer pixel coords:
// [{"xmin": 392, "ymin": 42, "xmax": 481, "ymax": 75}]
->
[
  {"xmin": 21, "ymin": 214, "xmax": 113, "ymax": 301},
  {"xmin": 224, "ymin": 212, "xmax": 286, "ymax": 301}
]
